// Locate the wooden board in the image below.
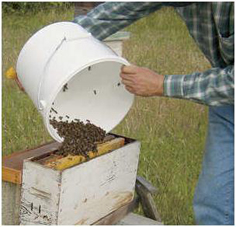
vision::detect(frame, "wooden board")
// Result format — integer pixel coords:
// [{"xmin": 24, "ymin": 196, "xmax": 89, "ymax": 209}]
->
[
  {"xmin": 136, "ymin": 175, "xmax": 158, "ymax": 194},
  {"xmin": 105, "ymin": 41, "xmax": 123, "ymax": 56},
  {"xmin": 117, "ymin": 213, "xmax": 163, "ymax": 225},
  {"xmin": 2, "ymin": 181, "xmax": 21, "ymax": 225},
  {"xmin": 2, "ymin": 166, "xmax": 22, "ymax": 184},
  {"xmin": 20, "ymin": 161, "xmax": 62, "ymax": 225},
  {"xmin": 136, "ymin": 177, "xmax": 161, "ymax": 222},
  {"xmin": 2, "ymin": 141, "xmax": 60, "ymax": 184},
  {"xmin": 93, "ymin": 196, "xmax": 139, "ymax": 225}
]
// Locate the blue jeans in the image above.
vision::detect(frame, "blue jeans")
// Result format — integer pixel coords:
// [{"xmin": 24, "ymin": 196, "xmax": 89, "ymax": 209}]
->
[{"xmin": 194, "ymin": 105, "xmax": 234, "ymax": 225}]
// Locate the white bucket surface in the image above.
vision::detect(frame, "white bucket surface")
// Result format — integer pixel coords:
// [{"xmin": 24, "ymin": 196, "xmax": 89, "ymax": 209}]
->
[{"xmin": 16, "ymin": 22, "xmax": 133, "ymax": 142}]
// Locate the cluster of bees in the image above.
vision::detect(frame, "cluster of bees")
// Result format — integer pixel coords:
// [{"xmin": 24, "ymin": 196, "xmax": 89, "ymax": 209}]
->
[{"xmin": 49, "ymin": 114, "xmax": 106, "ymax": 158}]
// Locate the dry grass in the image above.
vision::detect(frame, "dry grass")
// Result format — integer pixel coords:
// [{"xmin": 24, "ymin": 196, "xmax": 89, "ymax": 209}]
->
[{"xmin": 2, "ymin": 6, "xmax": 210, "ymax": 225}]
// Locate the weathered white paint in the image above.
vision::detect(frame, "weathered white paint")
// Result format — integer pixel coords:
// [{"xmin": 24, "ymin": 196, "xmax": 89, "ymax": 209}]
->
[
  {"xmin": 2, "ymin": 181, "xmax": 21, "ymax": 225},
  {"xmin": 20, "ymin": 140, "xmax": 140, "ymax": 225},
  {"xmin": 58, "ymin": 141, "xmax": 140, "ymax": 225},
  {"xmin": 104, "ymin": 31, "xmax": 130, "ymax": 57},
  {"xmin": 20, "ymin": 161, "xmax": 61, "ymax": 225},
  {"xmin": 105, "ymin": 41, "xmax": 123, "ymax": 57}
]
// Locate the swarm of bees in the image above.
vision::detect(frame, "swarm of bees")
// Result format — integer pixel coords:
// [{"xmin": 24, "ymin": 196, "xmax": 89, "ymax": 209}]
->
[{"xmin": 49, "ymin": 105, "xmax": 106, "ymax": 158}]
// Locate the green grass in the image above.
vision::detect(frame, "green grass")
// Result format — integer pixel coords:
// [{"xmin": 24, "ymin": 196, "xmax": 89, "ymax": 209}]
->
[{"xmin": 3, "ymin": 7, "xmax": 210, "ymax": 225}]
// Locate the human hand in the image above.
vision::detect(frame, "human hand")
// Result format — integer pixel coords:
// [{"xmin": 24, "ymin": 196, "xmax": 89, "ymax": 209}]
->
[
  {"xmin": 5, "ymin": 67, "xmax": 25, "ymax": 92},
  {"xmin": 120, "ymin": 65, "xmax": 164, "ymax": 97},
  {"xmin": 15, "ymin": 77, "xmax": 25, "ymax": 92}
]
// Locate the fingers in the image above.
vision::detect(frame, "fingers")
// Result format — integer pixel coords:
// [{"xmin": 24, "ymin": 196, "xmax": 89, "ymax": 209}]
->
[
  {"xmin": 121, "ymin": 79, "xmax": 133, "ymax": 86},
  {"xmin": 120, "ymin": 65, "xmax": 139, "ymax": 82},
  {"xmin": 120, "ymin": 64, "xmax": 139, "ymax": 95},
  {"xmin": 120, "ymin": 65, "xmax": 137, "ymax": 93},
  {"xmin": 15, "ymin": 77, "xmax": 25, "ymax": 92},
  {"xmin": 120, "ymin": 73, "xmax": 135, "ymax": 81},
  {"xmin": 121, "ymin": 65, "xmax": 138, "ymax": 74},
  {"xmin": 125, "ymin": 85, "xmax": 135, "ymax": 94}
]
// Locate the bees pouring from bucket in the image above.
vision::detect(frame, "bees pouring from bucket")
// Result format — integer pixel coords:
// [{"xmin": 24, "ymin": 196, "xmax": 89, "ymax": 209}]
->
[{"xmin": 49, "ymin": 112, "xmax": 106, "ymax": 158}]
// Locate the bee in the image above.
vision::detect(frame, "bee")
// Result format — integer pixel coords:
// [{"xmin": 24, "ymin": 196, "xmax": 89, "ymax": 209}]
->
[
  {"xmin": 63, "ymin": 83, "xmax": 68, "ymax": 92},
  {"xmin": 51, "ymin": 108, "xmax": 58, "ymax": 114}
]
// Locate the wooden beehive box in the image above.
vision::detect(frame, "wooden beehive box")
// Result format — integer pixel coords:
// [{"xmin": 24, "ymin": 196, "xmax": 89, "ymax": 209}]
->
[
  {"xmin": 104, "ymin": 31, "xmax": 130, "ymax": 56},
  {"xmin": 20, "ymin": 135, "xmax": 140, "ymax": 225}
]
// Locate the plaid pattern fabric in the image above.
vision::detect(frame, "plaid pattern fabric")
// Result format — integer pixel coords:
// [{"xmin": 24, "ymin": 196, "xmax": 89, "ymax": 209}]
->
[{"xmin": 74, "ymin": 2, "xmax": 234, "ymax": 106}]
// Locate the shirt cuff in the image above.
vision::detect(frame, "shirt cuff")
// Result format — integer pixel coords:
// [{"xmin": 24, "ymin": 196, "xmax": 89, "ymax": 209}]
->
[{"xmin": 163, "ymin": 74, "xmax": 185, "ymax": 98}]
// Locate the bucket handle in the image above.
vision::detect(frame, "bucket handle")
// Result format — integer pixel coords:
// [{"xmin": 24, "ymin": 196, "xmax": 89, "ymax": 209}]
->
[{"xmin": 37, "ymin": 33, "xmax": 91, "ymax": 111}]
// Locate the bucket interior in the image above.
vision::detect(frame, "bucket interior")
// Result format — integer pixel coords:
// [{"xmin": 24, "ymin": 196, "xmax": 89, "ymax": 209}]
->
[{"xmin": 47, "ymin": 61, "xmax": 133, "ymax": 142}]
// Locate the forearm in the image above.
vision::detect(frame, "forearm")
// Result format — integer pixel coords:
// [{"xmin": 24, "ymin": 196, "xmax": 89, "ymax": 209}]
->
[
  {"xmin": 73, "ymin": 2, "xmax": 162, "ymax": 40},
  {"xmin": 164, "ymin": 65, "xmax": 234, "ymax": 106}
]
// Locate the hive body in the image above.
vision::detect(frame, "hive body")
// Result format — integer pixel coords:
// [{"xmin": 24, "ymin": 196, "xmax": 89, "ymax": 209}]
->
[{"xmin": 20, "ymin": 139, "xmax": 140, "ymax": 225}]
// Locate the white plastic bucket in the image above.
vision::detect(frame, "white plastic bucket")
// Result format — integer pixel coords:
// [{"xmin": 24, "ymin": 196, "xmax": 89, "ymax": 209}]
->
[{"xmin": 16, "ymin": 22, "xmax": 134, "ymax": 142}]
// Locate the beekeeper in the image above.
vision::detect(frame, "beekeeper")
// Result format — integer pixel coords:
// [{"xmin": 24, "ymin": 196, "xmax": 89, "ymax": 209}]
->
[{"xmin": 74, "ymin": 2, "xmax": 234, "ymax": 225}]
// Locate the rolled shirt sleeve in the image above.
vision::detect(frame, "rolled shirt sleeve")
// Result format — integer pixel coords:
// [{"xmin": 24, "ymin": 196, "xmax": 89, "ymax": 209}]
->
[
  {"xmin": 73, "ymin": 2, "xmax": 162, "ymax": 40},
  {"xmin": 164, "ymin": 65, "xmax": 234, "ymax": 106}
]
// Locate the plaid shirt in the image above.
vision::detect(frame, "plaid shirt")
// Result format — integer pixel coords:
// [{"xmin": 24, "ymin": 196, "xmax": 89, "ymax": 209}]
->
[{"xmin": 74, "ymin": 2, "xmax": 234, "ymax": 106}]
